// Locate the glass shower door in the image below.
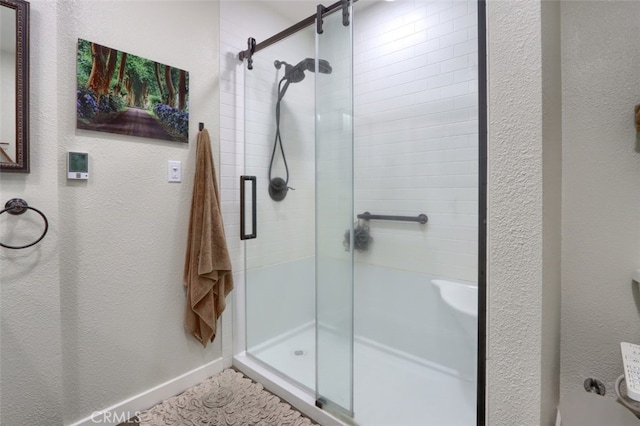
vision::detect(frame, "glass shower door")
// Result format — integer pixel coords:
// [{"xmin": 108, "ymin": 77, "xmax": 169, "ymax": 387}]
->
[
  {"xmin": 243, "ymin": 27, "xmax": 317, "ymax": 391},
  {"xmin": 315, "ymin": 6, "xmax": 354, "ymax": 417}
]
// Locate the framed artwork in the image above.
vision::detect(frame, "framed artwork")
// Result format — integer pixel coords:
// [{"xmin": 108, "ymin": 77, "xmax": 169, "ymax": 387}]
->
[{"xmin": 76, "ymin": 39, "xmax": 189, "ymax": 143}]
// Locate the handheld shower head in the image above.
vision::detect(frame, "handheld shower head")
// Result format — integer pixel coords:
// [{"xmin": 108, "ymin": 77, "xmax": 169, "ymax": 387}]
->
[
  {"xmin": 268, "ymin": 57, "xmax": 333, "ymax": 202},
  {"xmin": 274, "ymin": 58, "xmax": 333, "ymax": 84},
  {"xmin": 299, "ymin": 57, "xmax": 333, "ymax": 75}
]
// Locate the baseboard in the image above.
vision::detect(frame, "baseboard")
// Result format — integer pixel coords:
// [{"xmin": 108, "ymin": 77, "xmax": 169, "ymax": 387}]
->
[{"xmin": 68, "ymin": 357, "xmax": 225, "ymax": 426}]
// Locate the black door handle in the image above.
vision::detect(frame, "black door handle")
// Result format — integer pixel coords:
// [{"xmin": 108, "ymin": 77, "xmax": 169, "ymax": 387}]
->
[{"xmin": 240, "ymin": 176, "xmax": 257, "ymax": 240}]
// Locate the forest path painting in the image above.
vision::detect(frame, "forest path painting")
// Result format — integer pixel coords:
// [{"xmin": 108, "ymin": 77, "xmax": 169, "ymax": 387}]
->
[
  {"xmin": 86, "ymin": 108, "xmax": 173, "ymax": 140},
  {"xmin": 76, "ymin": 39, "xmax": 189, "ymax": 143}
]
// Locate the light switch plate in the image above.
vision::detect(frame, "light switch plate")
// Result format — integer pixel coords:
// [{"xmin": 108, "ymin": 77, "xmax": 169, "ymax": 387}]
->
[{"xmin": 168, "ymin": 160, "xmax": 181, "ymax": 182}]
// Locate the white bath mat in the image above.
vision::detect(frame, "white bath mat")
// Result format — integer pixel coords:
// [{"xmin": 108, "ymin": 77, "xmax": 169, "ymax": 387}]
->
[{"xmin": 137, "ymin": 369, "xmax": 318, "ymax": 425}]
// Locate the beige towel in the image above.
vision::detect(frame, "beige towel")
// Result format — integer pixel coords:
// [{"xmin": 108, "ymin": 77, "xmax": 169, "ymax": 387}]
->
[{"xmin": 184, "ymin": 129, "xmax": 233, "ymax": 347}]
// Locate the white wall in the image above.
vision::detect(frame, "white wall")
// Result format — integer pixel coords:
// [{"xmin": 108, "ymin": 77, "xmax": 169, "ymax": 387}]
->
[
  {"xmin": 541, "ymin": 0, "xmax": 562, "ymax": 422},
  {"xmin": 0, "ymin": 1, "xmax": 62, "ymax": 424},
  {"xmin": 561, "ymin": 0, "xmax": 640, "ymax": 403},
  {"xmin": 486, "ymin": 0, "xmax": 562, "ymax": 425},
  {"xmin": 2, "ymin": 1, "xmax": 229, "ymax": 425},
  {"xmin": 55, "ymin": 1, "xmax": 223, "ymax": 423}
]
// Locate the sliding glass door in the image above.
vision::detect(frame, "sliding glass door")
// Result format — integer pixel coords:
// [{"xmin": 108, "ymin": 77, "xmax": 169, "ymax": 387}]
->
[
  {"xmin": 315, "ymin": 5, "xmax": 355, "ymax": 417},
  {"xmin": 241, "ymin": 5, "xmax": 356, "ymax": 416},
  {"xmin": 243, "ymin": 26, "xmax": 317, "ymax": 391}
]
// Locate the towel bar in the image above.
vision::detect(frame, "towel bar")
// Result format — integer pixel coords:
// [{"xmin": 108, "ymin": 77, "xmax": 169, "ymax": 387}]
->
[{"xmin": 0, "ymin": 198, "xmax": 49, "ymax": 249}]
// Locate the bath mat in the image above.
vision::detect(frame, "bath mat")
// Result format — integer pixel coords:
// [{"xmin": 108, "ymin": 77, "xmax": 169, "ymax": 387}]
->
[{"xmin": 136, "ymin": 369, "xmax": 319, "ymax": 425}]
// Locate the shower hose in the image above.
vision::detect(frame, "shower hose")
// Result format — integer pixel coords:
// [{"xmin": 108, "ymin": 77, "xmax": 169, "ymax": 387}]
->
[{"xmin": 268, "ymin": 77, "xmax": 293, "ymax": 200}]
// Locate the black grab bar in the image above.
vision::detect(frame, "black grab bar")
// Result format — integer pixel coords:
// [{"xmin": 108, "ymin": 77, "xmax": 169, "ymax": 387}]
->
[{"xmin": 357, "ymin": 211, "xmax": 428, "ymax": 225}]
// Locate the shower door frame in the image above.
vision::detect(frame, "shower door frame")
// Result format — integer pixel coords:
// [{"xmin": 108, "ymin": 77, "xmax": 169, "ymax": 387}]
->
[
  {"xmin": 314, "ymin": 2, "xmax": 355, "ymax": 417},
  {"xmin": 477, "ymin": 0, "xmax": 487, "ymax": 424}
]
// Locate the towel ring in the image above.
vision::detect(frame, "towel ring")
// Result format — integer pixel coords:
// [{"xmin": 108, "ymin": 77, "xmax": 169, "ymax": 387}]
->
[{"xmin": 0, "ymin": 198, "xmax": 49, "ymax": 249}]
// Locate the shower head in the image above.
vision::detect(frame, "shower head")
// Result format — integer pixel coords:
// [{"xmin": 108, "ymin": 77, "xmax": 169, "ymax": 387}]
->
[
  {"xmin": 274, "ymin": 58, "xmax": 333, "ymax": 83},
  {"xmin": 268, "ymin": 57, "xmax": 333, "ymax": 202},
  {"xmin": 295, "ymin": 58, "xmax": 333, "ymax": 75}
]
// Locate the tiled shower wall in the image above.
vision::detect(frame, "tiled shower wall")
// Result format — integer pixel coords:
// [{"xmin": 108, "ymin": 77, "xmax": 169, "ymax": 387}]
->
[
  {"xmin": 221, "ymin": 0, "xmax": 478, "ymax": 365},
  {"xmin": 353, "ymin": 0, "xmax": 478, "ymax": 282},
  {"xmin": 221, "ymin": 0, "xmax": 478, "ymax": 284},
  {"xmin": 220, "ymin": 2, "xmax": 315, "ymax": 273},
  {"xmin": 243, "ymin": 32, "xmax": 316, "ymax": 268}
]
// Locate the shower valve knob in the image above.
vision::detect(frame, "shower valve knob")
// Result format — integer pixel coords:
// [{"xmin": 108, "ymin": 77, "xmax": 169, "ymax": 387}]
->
[{"xmin": 269, "ymin": 177, "xmax": 292, "ymax": 201}]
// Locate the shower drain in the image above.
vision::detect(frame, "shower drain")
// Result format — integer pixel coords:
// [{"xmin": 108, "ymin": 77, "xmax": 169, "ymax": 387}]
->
[{"xmin": 291, "ymin": 349, "xmax": 307, "ymax": 357}]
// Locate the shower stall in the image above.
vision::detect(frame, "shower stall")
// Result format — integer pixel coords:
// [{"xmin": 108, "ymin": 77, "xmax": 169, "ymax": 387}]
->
[{"xmin": 231, "ymin": 0, "xmax": 485, "ymax": 424}]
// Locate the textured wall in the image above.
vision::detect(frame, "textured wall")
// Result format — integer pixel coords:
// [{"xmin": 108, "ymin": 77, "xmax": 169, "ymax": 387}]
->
[
  {"xmin": 0, "ymin": 1, "xmax": 63, "ymax": 424},
  {"xmin": 54, "ymin": 1, "xmax": 221, "ymax": 423},
  {"xmin": 486, "ymin": 0, "xmax": 562, "ymax": 424},
  {"xmin": 561, "ymin": 0, "xmax": 640, "ymax": 403},
  {"xmin": 2, "ymin": 2, "xmax": 228, "ymax": 424}
]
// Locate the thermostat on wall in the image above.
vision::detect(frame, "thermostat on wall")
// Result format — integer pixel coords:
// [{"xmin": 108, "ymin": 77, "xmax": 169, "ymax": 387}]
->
[{"xmin": 67, "ymin": 151, "xmax": 89, "ymax": 179}]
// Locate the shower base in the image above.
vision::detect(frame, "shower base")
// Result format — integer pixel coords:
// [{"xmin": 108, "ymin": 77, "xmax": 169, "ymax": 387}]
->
[{"xmin": 248, "ymin": 325, "xmax": 476, "ymax": 426}]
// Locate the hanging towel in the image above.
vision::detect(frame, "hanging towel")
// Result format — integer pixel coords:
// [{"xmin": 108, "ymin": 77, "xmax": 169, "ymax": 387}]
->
[{"xmin": 184, "ymin": 129, "xmax": 233, "ymax": 347}]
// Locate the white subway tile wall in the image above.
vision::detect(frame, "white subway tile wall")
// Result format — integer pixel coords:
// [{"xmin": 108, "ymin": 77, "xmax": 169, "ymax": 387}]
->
[
  {"xmin": 243, "ymin": 33, "xmax": 317, "ymax": 269},
  {"xmin": 221, "ymin": 0, "xmax": 477, "ymax": 283},
  {"xmin": 220, "ymin": 0, "xmax": 479, "ymax": 390},
  {"xmin": 315, "ymin": 12, "xmax": 354, "ymax": 265},
  {"xmin": 221, "ymin": 3, "xmax": 311, "ymax": 274},
  {"xmin": 353, "ymin": 0, "xmax": 478, "ymax": 281}
]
